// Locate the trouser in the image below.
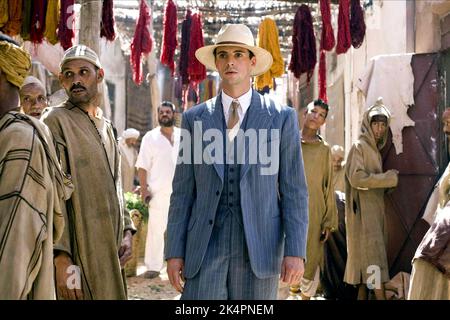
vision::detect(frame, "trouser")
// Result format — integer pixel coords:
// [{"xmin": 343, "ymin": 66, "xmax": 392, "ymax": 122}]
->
[
  {"xmin": 181, "ymin": 208, "xmax": 278, "ymax": 300},
  {"xmin": 144, "ymin": 195, "xmax": 170, "ymax": 272}
]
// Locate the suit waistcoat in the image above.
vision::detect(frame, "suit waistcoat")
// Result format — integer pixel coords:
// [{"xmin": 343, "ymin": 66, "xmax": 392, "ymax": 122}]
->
[{"xmin": 216, "ymin": 104, "xmax": 251, "ymax": 227}]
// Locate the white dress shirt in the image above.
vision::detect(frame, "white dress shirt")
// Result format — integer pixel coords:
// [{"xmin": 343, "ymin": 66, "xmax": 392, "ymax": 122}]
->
[{"xmin": 221, "ymin": 88, "xmax": 252, "ymax": 127}]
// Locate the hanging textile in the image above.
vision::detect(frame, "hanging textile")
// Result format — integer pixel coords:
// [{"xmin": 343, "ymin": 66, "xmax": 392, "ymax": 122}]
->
[
  {"xmin": 350, "ymin": 0, "xmax": 366, "ymax": 48},
  {"xmin": 318, "ymin": 50, "xmax": 327, "ymax": 102},
  {"xmin": 30, "ymin": 0, "xmax": 48, "ymax": 44},
  {"xmin": 160, "ymin": 0, "xmax": 178, "ymax": 75},
  {"xmin": 288, "ymin": 5, "xmax": 316, "ymax": 82},
  {"xmin": 58, "ymin": 0, "xmax": 75, "ymax": 50},
  {"xmin": 320, "ymin": 0, "xmax": 335, "ymax": 51},
  {"xmin": 21, "ymin": 0, "xmax": 33, "ymax": 41},
  {"xmin": 255, "ymin": 18, "xmax": 284, "ymax": 91},
  {"xmin": 130, "ymin": 0, "xmax": 153, "ymax": 85},
  {"xmin": 2, "ymin": 0, "xmax": 22, "ymax": 36},
  {"xmin": 336, "ymin": 0, "xmax": 351, "ymax": 54},
  {"xmin": 0, "ymin": 0, "xmax": 7, "ymax": 29},
  {"xmin": 101, "ymin": 0, "xmax": 115, "ymax": 41},
  {"xmin": 44, "ymin": 0, "xmax": 59, "ymax": 45},
  {"xmin": 187, "ymin": 12, "xmax": 206, "ymax": 85},
  {"xmin": 179, "ymin": 9, "xmax": 192, "ymax": 86}
]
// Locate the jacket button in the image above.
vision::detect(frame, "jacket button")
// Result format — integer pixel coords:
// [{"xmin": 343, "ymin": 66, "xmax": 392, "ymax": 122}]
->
[
  {"xmin": 229, "ymin": 192, "xmax": 233, "ymax": 196},
  {"xmin": 230, "ymin": 168, "xmax": 234, "ymax": 173},
  {"xmin": 216, "ymin": 190, "xmax": 220, "ymax": 196},
  {"xmin": 229, "ymin": 179, "xmax": 234, "ymax": 184},
  {"xmin": 209, "ymin": 220, "xmax": 213, "ymax": 225},
  {"xmin": 229, "ymin": 203, "xmax": 233, "ymax": 207}
]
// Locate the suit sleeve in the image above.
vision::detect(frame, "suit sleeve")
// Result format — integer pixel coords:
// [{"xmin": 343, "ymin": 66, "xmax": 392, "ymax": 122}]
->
[
  {"xmin": 164, "ymin": 112, "xmax": 196, "ymax": 260},
  {"xmin": 279, "ymin": 108, "xmax": 309, "ymax": 258},
  {"xmin": 346, "ymin": 144, "xmax": 398, "ymax": 190}
]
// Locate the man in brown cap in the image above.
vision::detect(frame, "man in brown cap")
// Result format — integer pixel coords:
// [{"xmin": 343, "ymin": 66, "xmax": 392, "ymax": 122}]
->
[
  {"xmin": 0, "ymin": 34, "xmax": 68, "ymax": 299},
  {"xmin": 41, "ymin": 44, "xmax": 135, "ymax": 300}
]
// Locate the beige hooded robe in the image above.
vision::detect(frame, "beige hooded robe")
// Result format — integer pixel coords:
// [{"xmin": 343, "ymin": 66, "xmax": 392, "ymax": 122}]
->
[{"xmin": 344, "ymin": 103, "xmax": 398, "ymax": 285}]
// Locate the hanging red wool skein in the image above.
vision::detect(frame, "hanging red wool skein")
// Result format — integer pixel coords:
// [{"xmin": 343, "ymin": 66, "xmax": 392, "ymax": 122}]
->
[
  {"xmin": 130, "ymin": 0, "xmax": 153, "ymax": 85},
  {"xmin": 350, "ymin": 0, "xmax": 366, "ymax": 48},
  {"xmin": 288, "ymin": 5, "xmax": 316, "ymax": 82},
  {"xmin": 336, "ymin": 0, "xmax": 351, "ymax": 54},
  {"xmin": 58, "ymin": 0, "xmax": 75, "ymax": 50},
  {"xmin": 30, "ymin": 0, "xmax": 48, "ymax": 44},
  {"xmin": 101, "ymin": 0, "xmax": 116, "ymax": 41},
  {"xmin": 188, "ymin": 12, "xmax": 206, "ymax": 86},
  {"xmin": 318, "ymin": 50, "xmax": 327, "ymax": 102},
  {"xmin": 160, "ymin": 0, "xmax": 178, "ymax": 75},
  {"xmin": 320, "ymin": 0, "xmax": 335, "ymax": 51}
]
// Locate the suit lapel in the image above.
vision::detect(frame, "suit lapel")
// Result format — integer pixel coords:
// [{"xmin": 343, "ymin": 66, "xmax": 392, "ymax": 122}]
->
[
  {"xmin": 196, "ymin": 96, "xmax": 225, "ymax": 182},
  {"xmin": 240, "ymin": 91, "xmax": 275, "ymax": 180}
]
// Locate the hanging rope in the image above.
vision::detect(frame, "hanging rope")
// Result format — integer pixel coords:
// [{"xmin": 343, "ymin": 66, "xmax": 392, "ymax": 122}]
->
[
  {"xmin": 101, "ymin": 0, "xmax": 116, "ymax": 41},
  {"xmin": 288, "ymin": 5, "xmax": 316, "ymax": 82},
  {"xmin": 318, "ymin": 50, "xmax": 328, "ymax": 102},
  {"xmin": 2, "ymin": 0, "xmax": 22, "ymax": 36},
  {"xmin": 58, "ymin": 0, "xmax": 75, "ymax": 50},
  {"xmin": 187, "ymin": 12, "xmax": 206, "ymax": 86},
  {"xmin": 179, "ymin": 9, "xmax": 192, "ymax": 86},
  {"xmin": 336, "ymin": 0, "xmax": 351, "ymax": 54},
  {"xmin": 0, "ymin": 0, "xmax": 7, "ymax": 29},
  {"xmin": 20, "ymin": 0, "xmax": 32, "ymax": 41},
  {"xmin": 350, "ymin": 0, "xmax": 366, "ymax": 48},
  {"xmin": 320, "ymin": 0, "xmax": 335, "ymax": 51},
  {"xmin": 30, "ymin": 0, "xmax": 48, "ymax": 44},
  {"xmin": 44, "ymin": 0, "xmax": 59, "ymax": 45},
  {"xmin": 256, "ymin": 18, "xmax": 284, "ymax": 91},
  {"xmin": 160, "ymin": 0, "xmax": 178, "ymax": 75},
  {"xmin": 130, "ymin": 0, "xmax": 153, "ymax": 85}
]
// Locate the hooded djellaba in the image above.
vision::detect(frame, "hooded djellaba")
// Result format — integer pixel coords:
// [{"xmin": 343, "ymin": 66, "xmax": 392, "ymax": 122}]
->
[{"xmin": 344, "ymin": 97, "xmax": 399, "ymax": 287}]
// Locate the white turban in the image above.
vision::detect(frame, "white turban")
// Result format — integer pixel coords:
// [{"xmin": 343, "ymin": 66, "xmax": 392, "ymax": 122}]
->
[
  {"xmin": 23, "ymin": 75, "xmax": 45, "ymax": 88},
  {"xmin": 331, "ymin": 145, "xmax": 344, "ymax": 158},
  {"xmin": 122, "ymin": 128, "xmax": 140, "ymax": 140}
]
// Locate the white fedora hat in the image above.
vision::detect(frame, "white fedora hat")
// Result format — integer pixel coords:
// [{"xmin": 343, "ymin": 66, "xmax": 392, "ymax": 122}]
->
[{"xmin": 195, "ymin": 24, "xmax": 273, "ymax": 77}]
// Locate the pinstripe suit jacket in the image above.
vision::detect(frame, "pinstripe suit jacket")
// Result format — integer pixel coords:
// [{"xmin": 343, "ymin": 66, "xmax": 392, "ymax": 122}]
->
[{"xmin": 165, "ymin": 90, "xmax": 309, "ymax": 279}]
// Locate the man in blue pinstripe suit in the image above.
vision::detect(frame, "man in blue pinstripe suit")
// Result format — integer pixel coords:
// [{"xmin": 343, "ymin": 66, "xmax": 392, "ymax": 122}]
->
[{"xmin": 165, "ymin": 24, "xmax": 309, "ymax": 300}]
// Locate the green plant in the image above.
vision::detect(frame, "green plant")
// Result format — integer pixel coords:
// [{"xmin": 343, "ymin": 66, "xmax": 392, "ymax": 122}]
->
[{"xmin": 124, "ymin": 192, "xmax": 149, "ymax": 222}]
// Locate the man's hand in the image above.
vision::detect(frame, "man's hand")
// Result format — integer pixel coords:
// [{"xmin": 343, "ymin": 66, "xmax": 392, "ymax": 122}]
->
[
  {"xmin": 280, "ymin": 256, "xmax": 305, "ymax": 285},
  {"xmin": 167, "ymin": 258, "xmax": 185, "ymax": 293},
  {"xmin": 119, "ymin": 230, "xmax": 133, "ymax": 267},
  {"xmin": 54, "ymin": 252, "xmax": 84, "ymax": 300},
  {"xmin": 320, "ymin": 228, "xmax": 331, "ymax": 243},
  {"xmin": 140, "ymin": 188, "xmax": 152, "ymax": 204}
]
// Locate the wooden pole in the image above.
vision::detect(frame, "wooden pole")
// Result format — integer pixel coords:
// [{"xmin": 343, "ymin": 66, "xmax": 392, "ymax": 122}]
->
[
  {"xmin": 79, "ymin": 0, "xmax": 102, "ymax": 55},
  {"xmin": 78, "ymin": 0, "xmax": 109, "ymax": 113}
]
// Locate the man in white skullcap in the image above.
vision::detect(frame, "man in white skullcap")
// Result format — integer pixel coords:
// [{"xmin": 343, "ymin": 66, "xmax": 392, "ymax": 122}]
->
[
  {"xmin": 119, "ymin": 128, "xmax": 140, "ymax": 193},
  {"xmin": 19, "ymin": 76, "xmax": 48, "ymax": 119},
  {"xmin": 41, "ymin": 44, "xmax": 135, "ymax": 300}
]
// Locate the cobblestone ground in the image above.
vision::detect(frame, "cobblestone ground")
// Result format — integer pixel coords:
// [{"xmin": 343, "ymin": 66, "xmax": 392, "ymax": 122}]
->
[{"xmin": 126, "ymin": 262, "xmax": 308, "ymax": 300}]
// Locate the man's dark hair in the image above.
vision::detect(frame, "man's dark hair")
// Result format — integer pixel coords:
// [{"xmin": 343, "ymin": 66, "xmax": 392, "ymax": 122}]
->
[
  {"xmin": 370, "ymin": 114, "xmax": 388, "ymax": 124},
  {"xmin": 313, "ymin": 99, "xmax": 329, "ymax": 112},
  {"xmin": 0, "ymin": 33, "xmax": 20, "ymax": 46},
  {"xmin": 158, "ymin": 101, "xmax": 175, "ymax": 112}
]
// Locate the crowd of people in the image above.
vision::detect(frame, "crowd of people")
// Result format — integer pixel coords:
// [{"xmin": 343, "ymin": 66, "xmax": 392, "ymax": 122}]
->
[{"xmin": 0, "ymin": 22, "xmax": 449, "ymax": 300}]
